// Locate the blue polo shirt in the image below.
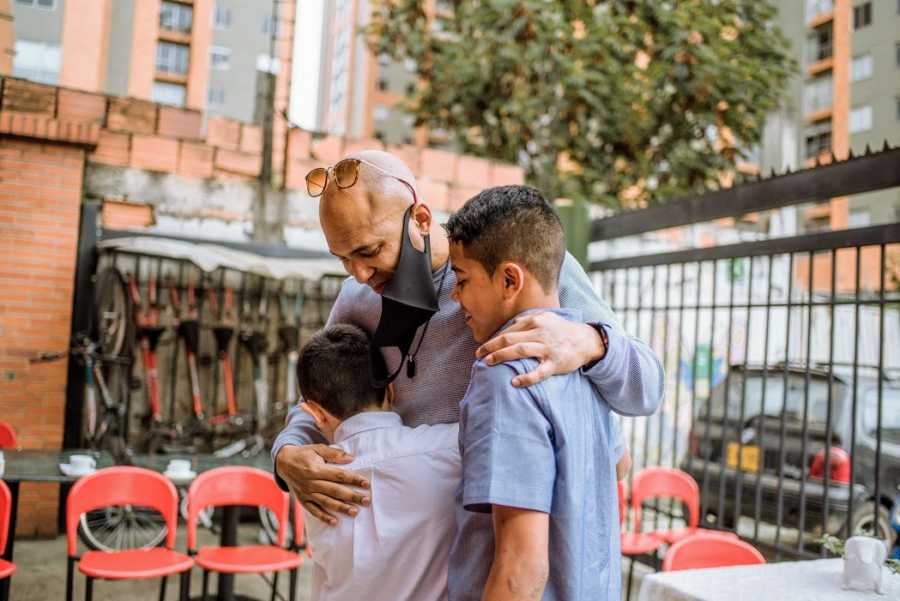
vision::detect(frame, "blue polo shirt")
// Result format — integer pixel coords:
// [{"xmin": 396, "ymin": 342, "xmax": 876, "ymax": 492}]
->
[{"xmin": 449, "ymin": 307, "xmax": 621, "ymax": 601}]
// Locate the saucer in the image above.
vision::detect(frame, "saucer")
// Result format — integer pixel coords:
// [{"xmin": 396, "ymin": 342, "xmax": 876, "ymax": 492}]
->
[
  {"xmin": 59, "ymin": 463, "xmax": 96, "ymax": 477},
  {"xmin": 164, "ymin": 469, "xmax": 197, "ymax": 482}
]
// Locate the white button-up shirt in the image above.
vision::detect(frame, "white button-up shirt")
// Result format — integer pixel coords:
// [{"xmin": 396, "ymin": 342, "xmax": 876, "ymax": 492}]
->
[{"xmin": 305, "ymin": 411, "xmax": 461, "ymax": 601}]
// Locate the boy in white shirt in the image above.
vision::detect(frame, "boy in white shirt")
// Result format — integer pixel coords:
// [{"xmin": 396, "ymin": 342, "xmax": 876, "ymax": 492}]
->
[{"xmin": 297, "ymin": 324, "xmax": 460, "ymax": 601}]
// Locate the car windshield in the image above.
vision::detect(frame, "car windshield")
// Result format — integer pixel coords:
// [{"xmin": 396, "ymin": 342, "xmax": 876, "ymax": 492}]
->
[
  {"xmin": 705, "ymin": 371, "xmax": 846, "ymax": 427},
  {"xmin": 862, "ymin": 388, "xmax": 900, "ymax": 445}
]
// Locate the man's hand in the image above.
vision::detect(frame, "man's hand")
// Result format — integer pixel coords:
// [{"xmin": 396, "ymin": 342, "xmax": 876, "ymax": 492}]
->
[
  {"xmin": 275, "ymin": 444, "xmax": 370, "ymax": 526},
  {"xmin": 476, "ymin": 312, "xmax": 606, "ymax": 387}
]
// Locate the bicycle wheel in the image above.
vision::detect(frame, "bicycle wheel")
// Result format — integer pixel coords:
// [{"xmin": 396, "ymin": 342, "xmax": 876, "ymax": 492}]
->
[
  {"xmin": 78, "ymin": 505, "xmax": 168, "ymax": 552},
  {"xmin": 93, "ymin": 266, "xmax": 132, "ymax": 358}
]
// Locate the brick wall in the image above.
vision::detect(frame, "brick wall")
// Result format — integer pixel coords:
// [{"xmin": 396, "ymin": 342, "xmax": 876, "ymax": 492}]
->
[{"xmin": 0, "ymin": 138, "xmax": 87, "ymax": 536}]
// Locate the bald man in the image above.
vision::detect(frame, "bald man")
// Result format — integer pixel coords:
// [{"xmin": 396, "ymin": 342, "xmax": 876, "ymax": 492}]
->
[{"xmin": 273, "ymin": 150, "xmax": 664, "ymax": 525}]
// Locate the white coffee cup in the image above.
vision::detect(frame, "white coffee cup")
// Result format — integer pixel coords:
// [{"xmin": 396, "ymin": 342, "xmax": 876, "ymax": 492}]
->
[
  {"xmin": 69, "ymin": 454, "xmax": 96, "ymax": 472},
  {"xmin": 167, "ymin": 459, "xmax": 192, "ymax": 475}
]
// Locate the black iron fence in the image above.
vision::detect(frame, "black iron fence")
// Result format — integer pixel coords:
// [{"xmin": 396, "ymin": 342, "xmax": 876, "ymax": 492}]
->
[{"xmin": 589, "ymin": 146, "xmax": 900, "ymax": 560}]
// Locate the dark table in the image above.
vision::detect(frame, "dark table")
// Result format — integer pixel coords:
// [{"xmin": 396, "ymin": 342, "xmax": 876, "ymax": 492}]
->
[
  {"xmin": 1, "ymin": 449, "xmax": 274, "ymax": 601},
  {"xmin": 0, "ymin": 449, "xmax": 115, "ymax": 601}
]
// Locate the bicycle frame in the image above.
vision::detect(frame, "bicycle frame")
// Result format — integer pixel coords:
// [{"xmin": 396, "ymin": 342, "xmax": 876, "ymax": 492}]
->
[
  {"xmin": 169, "ymin": 277, "xmax": 205, "ymax": 421},
  {"xmin": 127, "ymin": 272, "xmax": 164, "ymax": 422},
  {"xmin": 207, "ymin": 284, "xmax": 238, "ymax": 424}
]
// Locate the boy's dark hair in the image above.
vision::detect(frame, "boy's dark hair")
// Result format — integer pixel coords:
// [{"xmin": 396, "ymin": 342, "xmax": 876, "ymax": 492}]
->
[
  {"xmin": 297, "ymin": 324, "xmax": 387, "ymax": 419},
  {"xmin": 444, "ymin": 185, "xmax": 565, "ymax": 292}
]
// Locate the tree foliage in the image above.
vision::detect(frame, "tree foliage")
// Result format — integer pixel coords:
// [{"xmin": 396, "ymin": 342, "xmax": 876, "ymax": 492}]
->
[{"xmin": 366, "ymin": 0, "xmax": 794, "ymax": 207}]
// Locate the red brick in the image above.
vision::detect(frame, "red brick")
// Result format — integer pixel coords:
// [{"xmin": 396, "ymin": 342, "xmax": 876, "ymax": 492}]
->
[
  {"xmin": 490, "ymin": 162, "xmax": 525, "ymax": 186},
  {"xmin": 56, "ymin": 88, "xmax": 106, "ymax": 124},
  {"xmin": 0, "ymin": 111, "xmax": 99, "ymax": 146},
  {"xmin": 206, "ymin": 116, "xmax": 241, "ymax": 150},
  {"xmin": 419, "ymin": 179, "xmax": 449, "ymax": 211},
  {"xmin": 455, "ymin": 156, "xmax": 491, "ymax": 188},
  {"xmin": 178, "ymin": 141, "xmax": 215, "ymax": 179},
  {"xmin": 88, "ymin": 130, "xmax": 131, "ymax": 166},
  {"xmin": 1, "ymin": 78, "xmax": 56, "ymax": 116},
  {"xmin": 240, "ymin": 125, "xmax": 263, "ymax": 154},
  {"xmin": 286, "ymin": 128, "xmax": 312, "ymax": 159},
  {"xmin": 310, "ymin": 134, "xmax": 343, "ymax": 164},
  {"xmin": 420, "ymin": 148, "xmax": 458, "ymax": 184},
  {"xmin": 157, "ymin": 106, "xmax": 203, "ymax": 140},
  {"xmin": 215, "ymin": 148, "xmax": 262, "ymax": 177},
  {"xmin": 130, "ymin": 134, "xmax": 178, "ymax": 172},
  {"xmin": 101, "ymin": 200, "xmax": 155, "ymax": 229},
  {"xmin": 285, "ymin": 157, "xmax": 321, "ymax": 191},
  {"xmin": 342, "ymin": 137, "xmax": 384, "ymax": 157},
  {"xmin": 107, "ymin": 97, "xmax": 157, "ymax": 135}
]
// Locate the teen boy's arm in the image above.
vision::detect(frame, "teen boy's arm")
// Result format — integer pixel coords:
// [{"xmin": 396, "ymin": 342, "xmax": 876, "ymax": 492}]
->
[{"xmin": 482, "ymin": 507, "xmax": 549, "ymax": 601}]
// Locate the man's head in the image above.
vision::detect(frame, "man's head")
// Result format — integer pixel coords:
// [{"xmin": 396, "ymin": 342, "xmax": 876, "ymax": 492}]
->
[
  {"xmin": 298, "ymin": 324, "xmax": 391, "ymax": 441},
  {"xmin": 445, "ymin": 185, "xmax": 565, "ymax": 342},
  {"xmin": 315, "ymin": 150, "xmax": 435, "ymax": 293}
]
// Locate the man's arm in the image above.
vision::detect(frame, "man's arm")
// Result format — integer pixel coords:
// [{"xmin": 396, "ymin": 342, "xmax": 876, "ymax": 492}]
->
[
  {"xmin": 482, "ymin": 506, "xmax": 549, "ymax": 601},
  {"xmin": 476, "ymin": 252, "xmax": 664, "ymax": 416}
]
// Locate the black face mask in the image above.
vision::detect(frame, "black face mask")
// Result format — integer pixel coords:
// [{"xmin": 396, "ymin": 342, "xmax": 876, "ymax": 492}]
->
[{"xmin": 370, "ymin": 206, "xmax": 439, "ymax": 386}]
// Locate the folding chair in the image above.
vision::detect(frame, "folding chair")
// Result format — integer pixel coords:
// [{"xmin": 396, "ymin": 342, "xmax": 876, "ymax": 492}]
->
[
  {"xmin": 187, "ymin": 467, "xmax": 303, "ymax": 601},
  {"xmin": 631, "ymin": 467, "xmax": 701, "ymax": 545},
  {"xmin": 662, "ymin": 532, "xmax": 766, "ymax": 571},
  {"xmin": 0, "ymin": 422, "xmax": 16, "ymax": 449},
  {"xmin": 65, "ymin": 467, "xmax": 193, "ymax": 601}
]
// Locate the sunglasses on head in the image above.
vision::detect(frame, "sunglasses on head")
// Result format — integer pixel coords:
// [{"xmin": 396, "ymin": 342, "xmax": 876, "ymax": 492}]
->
[{"xmin": 305, "ymin": 158, "xmax": 418, "ymax": 202}]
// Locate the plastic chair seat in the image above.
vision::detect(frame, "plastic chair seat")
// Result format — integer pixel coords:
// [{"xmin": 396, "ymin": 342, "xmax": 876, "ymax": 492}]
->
[
  {"xmin": 79, "ymin": 547, "xmax": 193, "ymax": 580},
  {"xmin": 195, "ymin": 545, "xmax": 303, "ymax": 574},
  {"xmin": 0, "ymin": 559, "xmax": 15, "ymax": 579},
  {"xmin": 657, "ymin": 527, "xmax": 696, "ymax": 544},
  {"xmin": 621, "ymin": 532, "xmax": 664, "ymax": 556}
]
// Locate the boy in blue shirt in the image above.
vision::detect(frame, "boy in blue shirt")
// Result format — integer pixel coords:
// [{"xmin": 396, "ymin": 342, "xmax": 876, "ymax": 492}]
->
[{"xmin": 446, "ymin": 186, "xmax": 622, "ymax": 601}]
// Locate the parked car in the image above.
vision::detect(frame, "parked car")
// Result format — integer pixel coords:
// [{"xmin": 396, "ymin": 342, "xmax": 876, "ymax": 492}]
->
[{"xmin": 682, "ymin": 364, "xmax": 900, "ymax": 549}]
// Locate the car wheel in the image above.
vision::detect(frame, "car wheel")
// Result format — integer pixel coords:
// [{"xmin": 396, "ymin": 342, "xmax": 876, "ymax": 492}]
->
[{"xmin": 848, "ymin": 502, "xmax": 895, "ymax": 549}]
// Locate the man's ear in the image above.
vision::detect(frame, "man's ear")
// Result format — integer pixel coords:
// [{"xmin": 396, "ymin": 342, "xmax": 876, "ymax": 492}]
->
[
  {"xmin": 300, "ymin": 401, "xmax": 328, "ymax": 429},
  {"xmin": 498, "ymin": 262, "xmax": 526, "ymax": 299},
  {"xmin": 411, "ymin": 202, "xmax": 433, "ymax": 236}
]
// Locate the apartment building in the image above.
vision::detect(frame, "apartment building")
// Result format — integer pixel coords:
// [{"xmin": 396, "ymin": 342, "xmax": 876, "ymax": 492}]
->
[
  {"xmin": 760, "ymin": 0, "xmax": 900, "ymax": 230},
  {"xmin": 3, "ymin": 0, "xmax": 295, "ymax": 127}
]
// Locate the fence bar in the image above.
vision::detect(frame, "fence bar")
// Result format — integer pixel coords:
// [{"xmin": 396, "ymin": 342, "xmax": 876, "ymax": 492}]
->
[
  {"xmin": 873, "ymin": 245, "xmax": 886, "ymax": 532},
  {"xmin": 699, "ymin": 261, "xmax": 719, "ymax": 521},
  {"xmin": 773, "ymin": 252, "xmax": 794, "ymax": 559},
  {"xmin": 846, "ymin": 247, "xmax": 862, "ymax": 539},
  {"xmin": 820, "ymin": 249, "xmax": 838, "ymax": 554},
  {"xmin": 670, "ymin": 263, "xmax": 687, "ymax": 531},
  {"xmin": 733, "ymin": 256, "xmax": 755, "ymax": 529},
  {"xmin": 715, "ymin": 262, "xmax": 737, "ymax": 525},
  {"xmin": 797, "ymin": 251, "xmax": 815, "ymax": 554},
  {"xmin": 751, "ymin": 255, "xmax": 775, "ymax": 544}
]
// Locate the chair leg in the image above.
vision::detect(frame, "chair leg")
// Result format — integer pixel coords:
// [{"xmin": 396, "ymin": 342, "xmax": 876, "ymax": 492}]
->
[
  {"xmin": 179, "ymin": 571, "xmax": 191, "ymax": 601},
  {"xmin": 201, "ymin": 569, "xmax": 210, "ymax": 601},
  {"xmin": 289, "ymin": 568, "xmax": 298, "ymax": 601},
  {"xmin": 626, "ymin": 557, "xmax": 635, "ymax": 601},
  {"xmin": 269, "ymin": 571, "xmax": 279, "ymax": 601},
  {"xmin": 159, "ymin": 575, "xmax": 168, "ymax": 601},
  {"xmin": 84, "ymin": 576, "xmax": 94, "ymax": 601},
  {"xmin": 66, "ymin": 557, "xmax": 75, "ymax": 601}
]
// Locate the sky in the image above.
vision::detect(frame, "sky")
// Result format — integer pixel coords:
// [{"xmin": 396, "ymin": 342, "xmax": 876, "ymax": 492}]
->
[{"xmin": 289, "ymin": 0, "xmax": 325, "ymax": 129}]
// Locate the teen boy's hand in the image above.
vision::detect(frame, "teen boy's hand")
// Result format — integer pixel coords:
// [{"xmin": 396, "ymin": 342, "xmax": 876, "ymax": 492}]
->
[
  {"xmin": 276, "ymin": 443, "xmax": 371, "ymax": 525},
  {"xmin": 476, "ymin": 311, "xmax": 606, "ymax": 387}
]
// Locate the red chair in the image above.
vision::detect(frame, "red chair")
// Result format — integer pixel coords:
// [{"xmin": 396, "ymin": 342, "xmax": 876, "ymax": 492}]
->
[
  {"xmin": 187, "ymin": 467, "xmax": 303, "ymax": 601},
  {"xmin": 662, "ymin": 532, "xmax": 766, "ymax": 571},
  {"xmin": 0, "ymin": 422, "xmax": 16, "ymax": 449},
  {"xmin": 0, "ymin": 481, "xmax": 16, "ymax": 586},
  {"xmin": 631, "ymin": 467, "xmax": 700, "ymax": 544},
  {"xmin": 66, "ymin": 467, "xmax": 193, "ymax": 601}
]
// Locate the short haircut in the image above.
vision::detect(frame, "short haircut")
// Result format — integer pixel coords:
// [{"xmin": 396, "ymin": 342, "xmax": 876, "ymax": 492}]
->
[
  {"xmin": 297, "ymin": 324, "xmax": 387, "ymax": 419},
  {"xmin": 444, "ymin": 185, "xmax": 565, "ymax": 292}
]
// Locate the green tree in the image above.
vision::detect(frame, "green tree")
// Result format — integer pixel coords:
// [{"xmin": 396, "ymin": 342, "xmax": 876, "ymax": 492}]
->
[{"xmin": 366, "ymin": 0, "xmax": 794, "ymax": 207}]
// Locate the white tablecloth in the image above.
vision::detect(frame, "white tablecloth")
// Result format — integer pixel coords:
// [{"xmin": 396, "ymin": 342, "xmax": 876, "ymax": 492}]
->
[{"xmin": 638, "ymin": 558, "xmax": 900, "ymax": 601}]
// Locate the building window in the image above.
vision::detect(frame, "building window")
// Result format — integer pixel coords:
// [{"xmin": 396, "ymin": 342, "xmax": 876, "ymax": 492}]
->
[
  {"xmin": 803, "ymin": 75, "xmax": 833, "ymax": 114},
  {"xmin": 848, "ymin": 209, "xmax": 871, "ymax": 227},
  {"xmin": 12, "ymin": 39, "xmax": 60, "ymax": 84},
  {"xmin": 374, "ymin": 104, "xmax": 389, "ymax": 121},
  {"xmin": 404, "ymin": 58, "xmax": 417, "ymax": 72},
  {"xmin": 210, "ymin": 46, "xmax": 231, "ymax": 70},
  {"xmin": 14, "ymin": 0, "xmax": 55, "ymax": 9},
  {"xmin": 849, "ymin": 105, "xmax": 873, "ymax": 133},
  {"xmin": 156, "ymin": 42, "xmax": 190, "ymax": 75},
  {"xmin": 804, "ymin": 0, "xmax": 833, "ymax": 21},
  {"xmin": 804, "ymin": 123, "xmax": 832, "ymax": 159},
  {"xmin": 405, "ymin": 82, "xmax": 416, "ymax": 96},
  {"xmin": 850, "ymin": 54, "xmax": 873, "ymax": 82},
  {"xmin": 805, "ymin": 25, "xmax": 832, "ymax": 64},
  {"xmin": 208, "ymin": 87, "xmax": 225, "ymax": 106},
  {"xmin": 377, "ymin": 53, "xmax": 391, "ymax": 67},
  {"xmin": 160, "ymin": 1, "xmax": 193, "ymax": 33},
  {"xmin": 377, "ymin": 78, "xmax": 388, "ymax": 91},
  {"xmin": 152, "ymin": 81, "xmax": 186, "ymax": 107},
  {"xmin": 212, "ymin": 4, "xmax": 232, "ymax": 30},
  {"xmin": 853, "ymin": 2, "xmax": 872, "ymax": 28}
]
